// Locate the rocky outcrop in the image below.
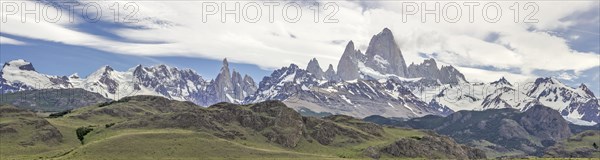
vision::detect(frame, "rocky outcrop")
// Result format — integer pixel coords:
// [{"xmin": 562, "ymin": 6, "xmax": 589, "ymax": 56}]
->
[
  {"xmin": 0, "ymin": 105, "xmax": 63, "ymax": 146},
  {"xmin": 381, "ymin": 134, "xmax": 486, "ymax": 159}
]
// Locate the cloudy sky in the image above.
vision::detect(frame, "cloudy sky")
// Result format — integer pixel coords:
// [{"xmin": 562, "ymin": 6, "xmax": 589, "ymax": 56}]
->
[{"xmin": 1, "ymin": 0, "xmax": 599, "ymax": 93}]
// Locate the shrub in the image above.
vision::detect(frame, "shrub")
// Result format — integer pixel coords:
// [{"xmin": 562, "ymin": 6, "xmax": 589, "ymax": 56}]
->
[
  {"xmin": 105, "ymin": 123, "xmax": 115, "ymax": 128},
  {"xmin": 76, "ymin": 127, "xmax": 94, "ymax": 144},
  {"xmin": 48, "ymin": 109, "xmax": 71, "ymax": 118},
  {"xmin": 98, "ymin": 101, "xmax": 115, "ymax": 107}
]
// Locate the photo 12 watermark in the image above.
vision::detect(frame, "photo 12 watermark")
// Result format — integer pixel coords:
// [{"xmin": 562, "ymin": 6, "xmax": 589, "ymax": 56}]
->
[
  {"xmin": 1, "ymin": 1, "xmax": 140, "ymax": 23},
  {"xmin": 1, "ymin": 1, "xmax": 541, "ymax": 24},
  {"xmin": 199, "ymin": 1, "xmax": 340, "ymax": 23},
  {"xmin": 0, "ymin": 1, "xmax": 343, "ymax": 24},
  {"xmin": 399, "ymin": 2, "xmax": 539, "ymax": 23}
]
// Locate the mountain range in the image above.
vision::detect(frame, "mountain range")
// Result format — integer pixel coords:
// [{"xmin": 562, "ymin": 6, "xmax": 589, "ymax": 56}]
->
[{"xmin": 1, "ymin": 28, "xmax": 598, "ymax": 125}]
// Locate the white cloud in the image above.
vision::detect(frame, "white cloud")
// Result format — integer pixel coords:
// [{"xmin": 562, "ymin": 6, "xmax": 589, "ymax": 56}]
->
[
  {"xmin": 0, "ymin": 36, "xmax": 25, "ymax": 45},
  {"xmin": 0, "ymin": 0, "xmax": 598, "ymax": 80},
  {"xmin": 454, "ymin": 66, "xmax": 533, "ymax": 83}
]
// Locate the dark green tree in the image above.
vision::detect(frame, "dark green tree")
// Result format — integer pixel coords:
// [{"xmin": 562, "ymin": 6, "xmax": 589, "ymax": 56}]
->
[
  {"xmin": 105, "ymin": 123, "xmax": 115, "ymax": 128},
  {"xmin": 76, "ymin": 127, "xmax": 93, "ymax": 144},
  {"xmin": 594, "ymin": 142, "xmax": 598, "ymax": 150}
]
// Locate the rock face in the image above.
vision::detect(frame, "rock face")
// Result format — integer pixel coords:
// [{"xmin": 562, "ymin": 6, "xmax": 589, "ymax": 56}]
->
[
  {"xmin": 381, "ymin": 135, "xmax": 486, "ymax": 159},
  {"xmin": 520, "ymin": 105, "xmax": 572, "ymax": 141},
  {"xmin": 203, "ymin": 59, "xmax": 257, "ymax": 105},
  {"xmin": 323, "ymin": 64, "xmax": 339, "ymax": 81},
  {"xmin": 407, "ymin": 58, "xmax": 467, "ymax": 84},
  {"xmin": 306, "ymin": 58, "xmax": 325, "ymax": 80},
  {"xmin": 211, "ymin": 59, "xmax": 234, "ymax": 103},
  {"xmin": 438, "ymin": 66, "xmax": 467, "ymax": 84},
  {"xmin": 364, "ymin": 28, "xmax": 408, "ymax": 77},
  {"xmin": 337, "ymin": 41, "xmax": 362, "ymax": 81}
]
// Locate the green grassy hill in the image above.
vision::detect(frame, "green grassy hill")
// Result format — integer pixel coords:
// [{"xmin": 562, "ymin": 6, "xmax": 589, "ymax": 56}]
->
[
  {"xmin": 0, "ymin": 95, "xmax": 485, "ymax": 159},
  {"xmin": 544, "ymin": 130, "xmax": 600, "ymax": 158}
]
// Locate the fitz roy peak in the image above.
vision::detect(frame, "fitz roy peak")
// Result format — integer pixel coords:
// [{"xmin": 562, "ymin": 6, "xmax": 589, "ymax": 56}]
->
[
  {"xmin": 1, "ymin": 28, "xmax": 598, "ymax": 125},
  {"xmin": 364, "ymin": 28, "xmax": 409, "ymax": 77},
  {"xmin": 334, "ymin": 28, "xmax": 411, "ymax": 80}
]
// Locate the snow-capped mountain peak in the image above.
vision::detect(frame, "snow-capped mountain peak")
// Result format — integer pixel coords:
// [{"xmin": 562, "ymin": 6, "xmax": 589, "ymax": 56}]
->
[
  {"xmin": 490, "ymin": 77, "xmax": 512, "ymax": 87},
  {"xmin": 1, "ymin": 59, "xmax": 71, "ymax": 91},
  {"xmin": 578, "ymin": 83, "xmax": 595, "ymax": 97},
  {"xmin": 3, "ymin": 59, "xmax": 36, "ymax": 71}
]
